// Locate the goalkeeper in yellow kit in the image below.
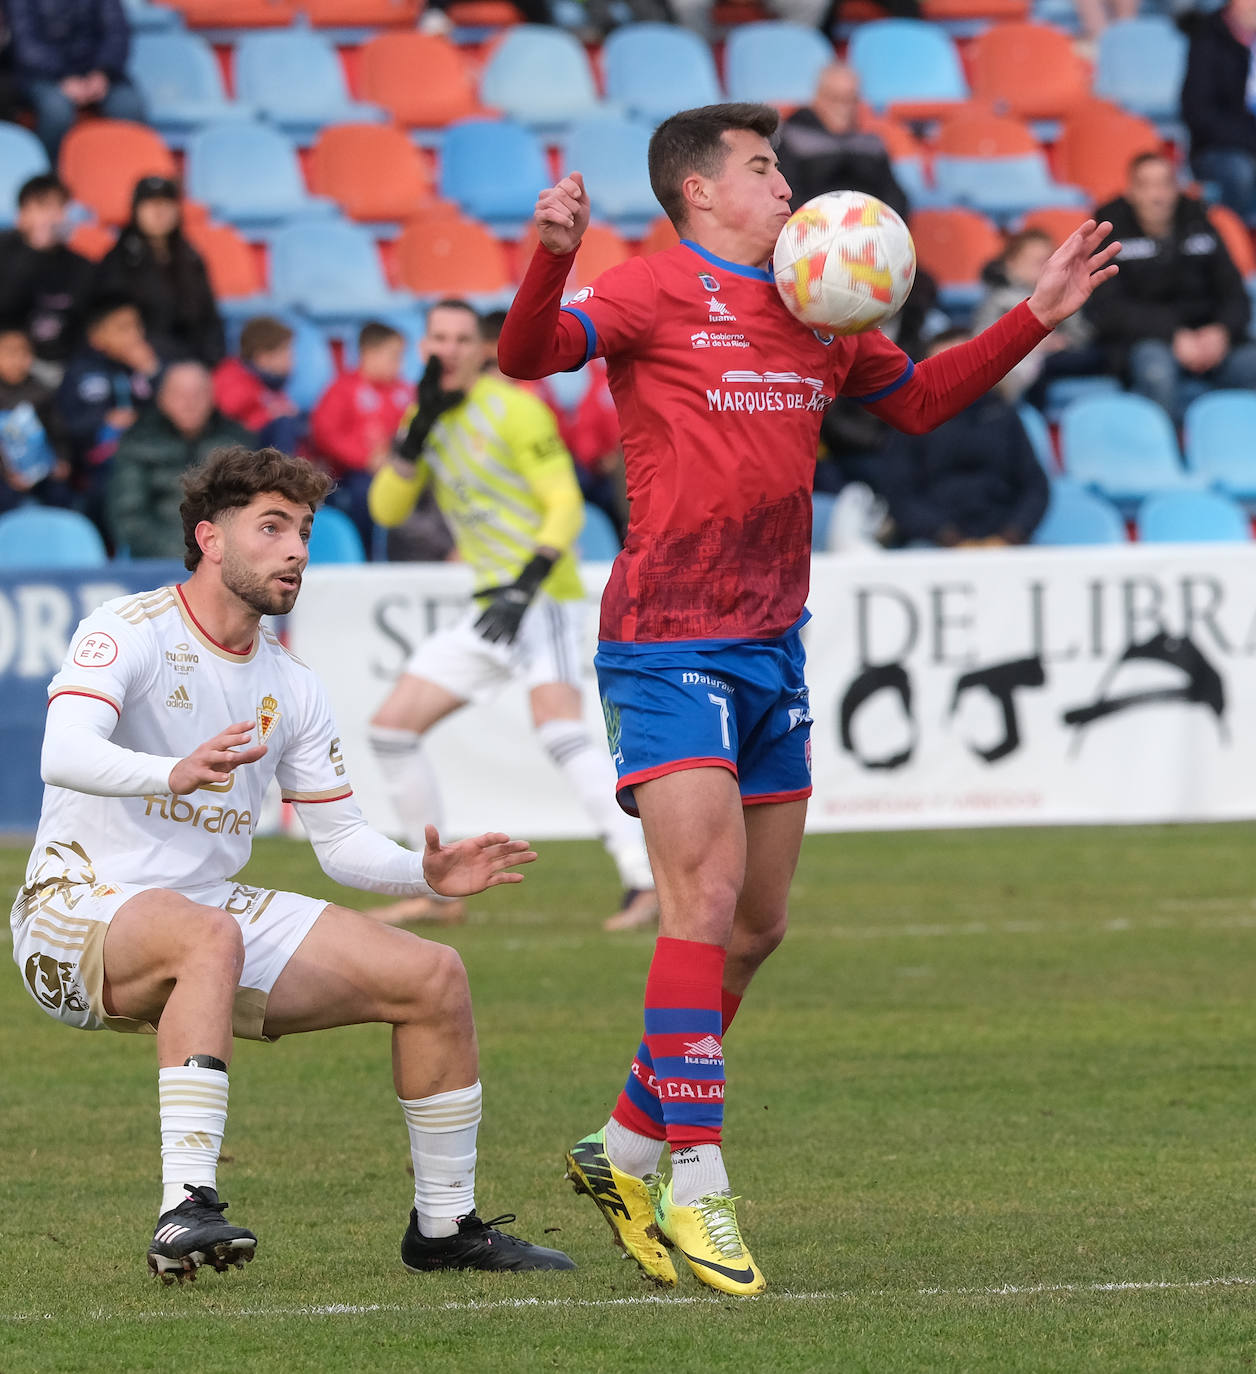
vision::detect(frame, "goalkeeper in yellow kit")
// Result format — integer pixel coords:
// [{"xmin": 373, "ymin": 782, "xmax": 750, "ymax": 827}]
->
[{"xmin": 366, "ymin": 298, "xmax": 656, "ymax": 929}]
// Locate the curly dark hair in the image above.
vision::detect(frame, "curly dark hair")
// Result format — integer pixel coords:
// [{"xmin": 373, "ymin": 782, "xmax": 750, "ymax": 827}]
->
[
  {"xmin": 180, "ymin": 445, "xmax": 334, "ymax": 570},
  {"xmin": 648, "ymin": 103, "xmax": 780, "ymax": 229}
]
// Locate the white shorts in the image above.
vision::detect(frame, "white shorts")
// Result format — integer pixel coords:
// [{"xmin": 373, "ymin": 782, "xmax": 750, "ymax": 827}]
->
[
  {"xmin": 10, "ymin": 876, "xmax": 328, "ymax": 1041},
  {"xmin": 406, "ymin": 594, "xmax": 586, "ymax": 703}
]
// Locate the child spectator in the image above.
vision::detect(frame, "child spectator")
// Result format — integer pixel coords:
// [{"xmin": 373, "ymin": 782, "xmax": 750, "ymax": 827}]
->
[
  {"xmin": 0, "ymin": 323, "xmax": 74, "ymax": 514},
  {"xmin": 0, "ymin": 174, "xmax": 95, "ymax": 380},
  {"xmin": 213, "ymin": 315, "xmax": 302, "ymax": 453},
  {"xmin": 310, "ymin": 320, "xmax": 412, "ymax": 555}
]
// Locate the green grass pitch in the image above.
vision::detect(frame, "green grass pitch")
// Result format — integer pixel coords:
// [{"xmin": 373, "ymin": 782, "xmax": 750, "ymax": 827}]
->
[{"xmin": 3, "ymin": 824, "xmax": 1256, "ymax": 1373}]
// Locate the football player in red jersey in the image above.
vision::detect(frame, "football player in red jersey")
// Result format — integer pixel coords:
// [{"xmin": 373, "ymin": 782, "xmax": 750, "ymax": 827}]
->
[{"xmin": 499, "ymin": 103, "xmax": 1119, "ymax": 1295}]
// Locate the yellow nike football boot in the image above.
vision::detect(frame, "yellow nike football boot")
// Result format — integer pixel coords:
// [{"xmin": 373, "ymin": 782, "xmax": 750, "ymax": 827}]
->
[
  {"xmin": 564, "ymin": 1129, "xmax": 677, "ymax": 1286},
  {"xmin": 654, "ymin": 1180, "xmax": 766, "ymax": 1296}
]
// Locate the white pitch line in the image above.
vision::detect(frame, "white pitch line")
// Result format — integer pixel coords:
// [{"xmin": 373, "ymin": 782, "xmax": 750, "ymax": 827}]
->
[{"xmin": 5, "ymin": 1276, "xmax": 1256, "ymax": 1325}]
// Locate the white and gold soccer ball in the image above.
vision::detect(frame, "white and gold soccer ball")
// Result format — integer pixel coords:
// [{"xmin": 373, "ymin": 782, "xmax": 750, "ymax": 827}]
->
[{"xmin": 773, "ymin": 190, "xmax": 917, "ymax": 336}]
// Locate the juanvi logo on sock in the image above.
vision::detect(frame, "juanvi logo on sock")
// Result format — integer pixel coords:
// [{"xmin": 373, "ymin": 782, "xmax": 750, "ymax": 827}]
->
[{"xmin": 682, "ymin": 1035, "xmax": 724, "ymax": 1065}]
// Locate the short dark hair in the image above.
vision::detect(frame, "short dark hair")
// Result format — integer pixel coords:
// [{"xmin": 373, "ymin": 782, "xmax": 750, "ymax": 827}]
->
[
  {"xmin": 17, "ymin": 174, "xmax": 69, "ymax": 208},
  {"xmin": 1129, "ymin": 150, "xmax": 1171, "ymax": 178},
  {"xmin": 478, "ymin": 308, "xmax": 507, "ymax": 342},
  {"xmin": 1002, "ymin": 227, "xmax": 1053, "ymax": 260},
  {"xmin": 180, "ymin": 446, "xmax": 334, "ymax": 571},
  {"xmin": 82, "ymin": 293, "xmax": 142, "ymax": 335},
  {"xmin": 648, "ymin": 103, "xmax": 780, "ymax": 228},
  {"xmin": 358, "ymin": 320, "xmax": 403, "ymax": 352},
  {"xmin": 428, "ymin": 298, "xmax": 483, "ymax": 333},
  {"xmin": 239, "ymin": 315, "xmax": 294, "ymax": 361}
]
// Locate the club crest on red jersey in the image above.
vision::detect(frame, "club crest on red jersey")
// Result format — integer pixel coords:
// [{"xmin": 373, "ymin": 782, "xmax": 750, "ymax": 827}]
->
[{"xmin": 698, "ymin": 273, "xmax": 720, "ymax": 292}]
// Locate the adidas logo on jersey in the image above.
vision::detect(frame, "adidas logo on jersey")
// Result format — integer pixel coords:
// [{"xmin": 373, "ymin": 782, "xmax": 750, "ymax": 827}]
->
[{"xmin": 166, "ymin": 685, "xmax": 192, "ymax": 711}]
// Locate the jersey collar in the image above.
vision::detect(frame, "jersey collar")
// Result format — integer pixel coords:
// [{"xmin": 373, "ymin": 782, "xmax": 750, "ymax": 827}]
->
[{"xmin": 680, "ymin": 240, "xmax": 774, "ymax": 284}]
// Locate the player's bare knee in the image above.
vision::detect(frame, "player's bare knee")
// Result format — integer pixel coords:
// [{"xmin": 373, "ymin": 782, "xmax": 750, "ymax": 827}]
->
[
  {"xmin": 744, "ymin": 910, "xmax": 788, "ymax": 963},
  {"xmin": 178, "ymin": 904, "xmax": 245, "ymax": 979},
  {"xmin": 401, "ymin": 940, "xmax": 471, "ymax": 1027}
]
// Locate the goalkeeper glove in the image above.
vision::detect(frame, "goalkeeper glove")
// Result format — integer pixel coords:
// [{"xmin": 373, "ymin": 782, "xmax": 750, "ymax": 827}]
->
[
  {"xmin": 396, "ymin": 355, "xmax": 465, "ymax": 462},
  {"xmin": 473, "ymin": 551, "xmax": 557, "ymax": 646}
]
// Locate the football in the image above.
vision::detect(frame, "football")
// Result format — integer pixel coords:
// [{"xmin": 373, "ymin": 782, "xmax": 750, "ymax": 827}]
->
[{"xmin": 773, "ymin": 190, "xmax": 917, "ymax": 336}]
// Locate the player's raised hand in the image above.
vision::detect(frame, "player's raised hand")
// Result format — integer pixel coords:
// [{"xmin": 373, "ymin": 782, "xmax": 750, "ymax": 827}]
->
[
  {"xmin": 1026, "ymin": 219, "xmax": 1121, "ymax": 330},
  {"xmin": 169, "ymin": 721, "xmax": 268, "ymax": 795},
  {"xmin": 534, "ymin": 172, "xmax": 590, "ymax": 256},
  {"xmin": 422, "ymin": 824, "xmax": 537, "ymax": 896}
]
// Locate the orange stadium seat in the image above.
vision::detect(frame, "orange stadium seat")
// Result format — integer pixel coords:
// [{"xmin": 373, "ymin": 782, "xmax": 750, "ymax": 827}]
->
[
  {"xmin": 359, "ymin": 34, "xmax": 482, "ymax": 130},
  {"xmin": 969, "ymin": 22, "xmax": 1091, "ymax": 123},
  {"xmin": 519, "ymin": 222, "xmax": 631, "ymax": 288},
  {"xmin": 165, "ymin": 0, "xmax": 298, "ymax": 25},
  {"xmin": 304, "ymin": 0, "xmax": 421, "ymax": 24},
  {"xmin": 309, "ymin": 123, "xmax": 434, "ymax": 224},
  {"xmin": 184, "ymin": 220, "xmax": 265, "ymax": 298},
  {"xmin": 910, "ymin": 206, "xmax": 1002, "ymax": 286},
  {"xmin": 1019, "ymin": 205, "xmax": 1091, "ymax": 243},
  {"xmin": 59, "ymin": 120, "xmax": 177, "ymax": 226},
  {"xmin": 395, "ymin": 213, "xmax": 512, "ymax": 296},
  {"xmin": 1206, "ymin": 203, "xmax": 1256, "ymax": 278},
  {"xmin": 66, "ymin": 222, "xmax": 116, "ymax": 261},
  {"xmin": 931, "ymin": 105, "xmax": 1040, "ymax": 157},
  {"xmin": 921, "ymin": 0, "xmax": 1029, "ymax": 20},
  {"xmin": 639, "ymin": 216, "xmax": 680, "ymax": 254},
  {"xmin": 861, "ymin": 109, "xmax": 927, "ymax": 162},
  {"xmin": 1054, "ymin": 100, "xmax": 1161, "ymax": 203},
  {"xmin": 445, "ymin": 1, "xmax": 524, "ymax": 25}
]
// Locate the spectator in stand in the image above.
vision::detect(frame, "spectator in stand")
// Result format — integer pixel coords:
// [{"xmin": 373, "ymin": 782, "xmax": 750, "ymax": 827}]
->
[
  {"xmin": 106, "ymin": 360, "xmax": 251, "ymax": 559},
  {"xmin": 1181, "ymin": 0, "xmax": 1256, "ymax": 224},
  {"xmin": 0, "ymin": 175, "xmax": 95, "ymax": 383},
  {"xmin": 877, "ymin": 329, "xmax": 1049, "ymax": 548},
  {"xmin": 1087, "ymin": 151, "xmax": 1256, "ymax": 422},
  {"xmin": 0, "ymin": 323, "xmax": 74, "ymax": 514},
  {"xmin": 775, "ymin": 62, "xmax": 910, "ymax": 218},
  {"xmin": 310, "ymin": 320, "xmax": 413, "ymax": 557},
  {"xmin": 94, "ymin": 177, "xmax": 224, "ymax": 367},
  {"xmin": 7, "ymin": 0, "xmax": 145, "ymax": 160},
  {"xmin": 213, "ymin": 315, "xmax": 303, "ymax": 454}
]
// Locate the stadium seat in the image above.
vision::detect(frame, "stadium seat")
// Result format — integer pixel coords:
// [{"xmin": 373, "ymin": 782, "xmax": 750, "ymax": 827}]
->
[
  {"xmin": 306, "ymin": 504, "xmax": 366, "ymax": 563},
  {"xmin": 269, "ymin": 220, "xmax": 414, "ymax": 324},
  {"xmin": 395, "ymin": 212, "xmax": 513, "ymax": 302},
  {"xmin": 861, "ymin": 111, "xmax": 936, "ymax": 208},
  {"xmin": 479, "ymin": 25, "xmax": 603, "ymax": 133},
  {"xmin": 848, "ymin": 20, "xmax": 968, "ymax": 122},
  {"xmin": 309, "ymin": 124, "xmax": 434, "ymax": 229},
  {"xmin": 304, "ymin": 0, "xmax": 420, "ymax": 29},
  {"xmin": 640, "ymin": 216, "xmax": 680, "ymax": 255},
  {"xmin": 1017, "ymin": 402, "xmax": 1055, "ymax": 472},
  {"xmin": 277, "ymin": 313, "xmax": 336, "ymax": 413},
  {"xmin": 59, "ymin": 121, "xmax": 177, "ymax": 227},
  {"xmin": 811, "ymin": 490, "xmax": 837, "ymax": 551},
  {"xmin": 0, "ymin": 506, "xmax": 108, "ymax": 568},
  {"xmin": 341, "ymin": 308, "xmax": 427, "ymax": 383},
  {"xmin": 920, "ymin": 0, "xmax": 1029, "ymax": 29},
  {"xmin": 1137, "ymin": 489, "xmax": 1251, "ymax": 543},
  {"xmin": 122, "ymin": 0, "xmax": 183, "ymax": 30},
  {"xmin": 67, "ymin": 222, "xmax": 116, "ymax": 260},
  {"xmin": 1018, "ymin": 206, "xmax": 1090, "ymax": 244},
  {"xmin": 1094, "ymin": 17, "xmax": 1187, "ymax": 125},
  {"xmin": 519, "ymin": 221, "xmax": 631, "ymax": 291},
  {"xmin": 185, "ymin": 123, "xmax": 337, "ymax": 236},
  {"xmin": 1041, "ymin": 374, "xmax": 1119, "ymax": 423},
  {"xmin": 162, "ymin": 0, "xmax": 298, "ymax": 26},
  {"xmin": 128, "ymin": 31, "xmax": 253, "ymax": 148},
  {"xmin": 183, "ymin": 220, "xmax": 273, "ymax": 316},
  {"xmin": 233, "ymin": 30, "xmax": 386, "ymax": 144},
  {"xmin": 1206, "ymin": 203, "xmax": 1255, "ymax": 279},
  {"xmin": 1059, "ymin": 393, "xmax": 1192, "ymax": 508},
  {"xmin": 602, "ymin": 24, "xmax": 723, "ymax": 126},
  {"xmin": 438, "ymin": 120, "xmax": 550, "ymax": 235},
  {"xmin": 723, "ymin": 22, "xmax": 834, "ymax": 107},
  {"xmin": 908, "ymin": 207, "xmax": 1002, "ymax": 313},
  {"xmin": 359, "ymin": 34, "xmax": 482, "ymax": 138},
  {"xmin": 577, "ymin": 502, "xmax": 622, "ymax": 561},
  {"xmin": 0, "ymin": 123, "xmax": 48, "ymax": 228},
  {"xmin": 563, "ymin": 118, "xmax": 658, "ymax": 236},
  {"xmin": 931, "ymin": 109, "xmax": 1086, "ymax": 222},
  {"xmin": 1031, "ymin": 479, "xmax": 1126, "ymax": 545},
  {"xmin": 1182, "ymin": 390, "xmax": 1256, "ymax": 501},
  {"xmin": 1054, "ymin": 101, "xmax": 1161, "ymax": 204},
  {"xmin": 968, "ymin": 23, "xmax": 1091, "ymax": 126}
]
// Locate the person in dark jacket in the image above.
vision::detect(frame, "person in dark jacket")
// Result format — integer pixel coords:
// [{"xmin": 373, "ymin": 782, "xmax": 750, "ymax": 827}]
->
[
  {"xmin": 1086, "ymin": 151, "xmax": 1256, "ymax": 422},
  {"xmin": 105, "ymin": 360, "xmax": 251, "ymax": 559},
  {"xmin": 0, "ymin": 323, "xmax": 74, "ymax": 514},
  {"xmin": 1181, "ymin": 0, "xmax": 1256, "ymax": 224},
  {"xmin": 94, "ymin": 176, "xmax": 225, "ymax": 367},
  {"xmin": 775, "ymin": 62, "xmax": 909, "ymax": 218},
  {"xmin": 0, "ymin": 175, "xmax": 95, "ymax": 380},
  {"xmin": 877, "ymin": 329, "xmax": 1049, "ymax": 547},
  {"xmin": 7, "ymin": 0, "xmax": 145, "ymax": 159}
]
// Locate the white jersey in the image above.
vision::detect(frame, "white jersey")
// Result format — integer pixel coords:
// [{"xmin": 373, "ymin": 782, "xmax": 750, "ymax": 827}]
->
[{"xmin": 24, "ymin": 584, "xmax": 351, "ymax": 893}]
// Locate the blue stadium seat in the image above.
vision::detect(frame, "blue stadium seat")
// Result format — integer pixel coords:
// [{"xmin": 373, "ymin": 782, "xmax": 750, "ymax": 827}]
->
[
  {"xmin": 724, "ymin": 22, "xmax": 834, "ymax": 107},
  {"xmin": 270, "ymin": 221, "xmax": 415, "ymax": 327},
  {"xmin": 307, "ymin": 504, "xmax": 366, "ymax": 563},
  {"xmin": 479, "ymin": 25, "xmax": 603, "ymax": 134},
  {"xmin": 1094, "ymin": 17, "xmax": 1188, "ymax": 124},
  {"xmin": 185, "ymin": 123, "xmax": 337, "ymax": 236},
  {"xmin": 577, "ymin": 502, "xmax": 621, "ymax": 561},
  {"xmin": 811, "ymin": 490, "xmax": 837, "ymax": 551},
  {"xmin": 282, "ymin": 314, "xmax": 337, "ymax": 414},
  {"xmin": 1183, "ymin": 390, "xmax": 1256, "ymax": 501},
  {"xmin": 564, "ymin": 119, "xmax": 658, "ymax": 237},
  {"xmin": 1031, "ymin": 479, "xmax": 1127, "ymax": 545},
  {"xmin": 439, "ymin": 120, "xmax": 550, "ymax": 236},
  {"xmin": 1017, "ymin": 403, "xmax": 1055, "ymax": 473},
  {"xmin": 544, "ymin": 366, "xmax": 593, "ymax": 412},
  {"xmin": 932, "ymin": 153, "xmax": 1086, "ymax": 224},
  {"xmin": 341, "ymin": 308, "xmax": 428, "ymax": 384},
  {"xmin": 0, "ymin": 507, "xmax": 108, "ymax": 568},
  {"xmin": 848, "ymin": 20, "xmax": 968, "ymax": 115},
  {"xmin": 122, "ymin": 0, "xmax": 182, "ymax": 30},
  {"xmin": 602, "ymin": 24, "xmax": 722, "ymax": 126},
  {"xmin": 129, "ymin": 32, "xmax": 254, "ymax": 147},
  {"xmin": 0, "ymin": 124, "xmax": 48, "ymax": 228},
  {"xmin": 1041, "ymin": 374, "xmax": 1120, "ymax": 422},
  {"xmin": 1137, "ymin": 489, "xmax": 1251, "ymax": 543},
  {"xmin": 1059, "ymin": 393, "xmax": 1194, "ymax": 509},
  {"xmin": 233, "ymin": 30, "xmax": 386, "ymax": 144}
]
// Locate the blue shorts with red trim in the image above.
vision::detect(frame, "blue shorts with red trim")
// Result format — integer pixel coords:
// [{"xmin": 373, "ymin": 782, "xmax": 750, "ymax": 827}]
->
[{"xmin": 594, "ymin": 625, "xmax": 813, "ymax": 817}]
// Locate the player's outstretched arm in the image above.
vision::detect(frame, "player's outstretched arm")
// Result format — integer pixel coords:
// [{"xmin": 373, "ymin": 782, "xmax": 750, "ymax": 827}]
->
[
  {"xmin": 1026, "ymin": 219, "xmax": 1121, "ymax": 329},
  {"xmin": 422, "ymin": 824, "xmax": 538, "ymax": 896},
  {"xmin": 168, "ymin": 721, "xmax": 267, "ymax": 796}
]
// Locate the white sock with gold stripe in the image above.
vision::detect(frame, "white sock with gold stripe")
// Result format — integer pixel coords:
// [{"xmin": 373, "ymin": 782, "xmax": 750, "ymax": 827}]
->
[{"xmin": 158, "ymin": 1066, "xmax": 229, "ymax": 1216}]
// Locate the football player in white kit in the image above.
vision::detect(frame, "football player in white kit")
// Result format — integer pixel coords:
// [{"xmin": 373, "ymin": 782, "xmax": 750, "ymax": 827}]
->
[{"xmin": 10, "ymin": 444, "xmax": 575, "ymax": 1282}]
